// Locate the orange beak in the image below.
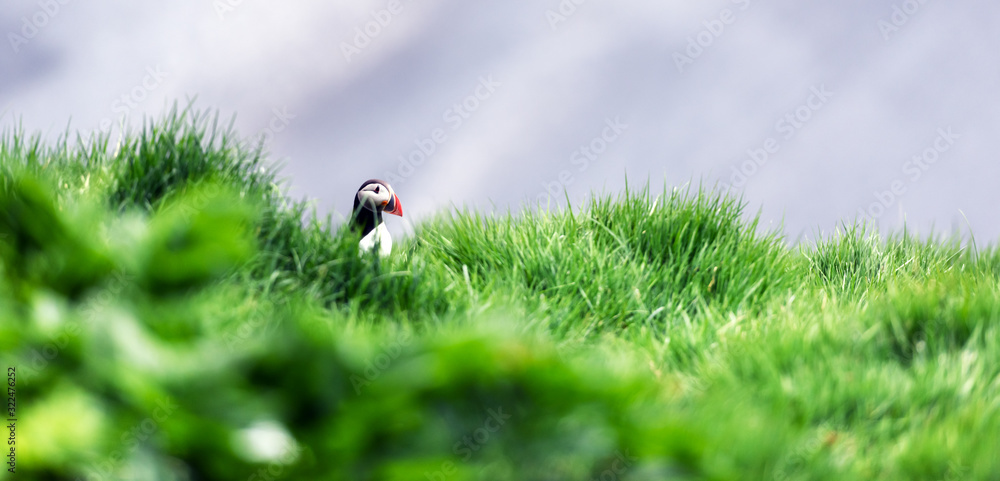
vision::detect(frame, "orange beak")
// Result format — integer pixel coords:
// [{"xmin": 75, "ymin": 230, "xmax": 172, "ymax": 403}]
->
[{"xmin": 384, "ymin": 193, "xmax": 403, "ymax": 216}]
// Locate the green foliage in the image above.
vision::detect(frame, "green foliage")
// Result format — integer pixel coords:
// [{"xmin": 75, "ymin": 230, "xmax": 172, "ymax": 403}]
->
[
  {"xmin": 869, "ymin": 274, "xmax": 1000, "ymax": 361},
  {"xmin": 107, "ymin": 104, "xmax": 276, "ymax": 212},
  {"xmin": 141, "ymin": 184, "xmax": 258, "ymax": 295},
  {"xmin": 2, "ymin": 110, "xmax": 1000, "ymax": 480},
  {"xmin": 416, "ymin": 184, "xmax": 791, "ymax": 341},
  {"xmin": 803, "ymin": 223, "xmax": 966, "ymax": 300},
  {"xmin": 0, "ymin": 173, "xmax": 113, "ymax": 299}
]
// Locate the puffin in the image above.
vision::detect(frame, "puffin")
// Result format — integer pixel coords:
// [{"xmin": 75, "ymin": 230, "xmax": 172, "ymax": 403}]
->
[{"xmin": 351, "ymin": 179, "xmax": 403, "ymax": 256}]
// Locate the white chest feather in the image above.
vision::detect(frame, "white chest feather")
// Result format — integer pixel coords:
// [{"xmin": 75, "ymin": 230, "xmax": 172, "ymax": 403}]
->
[{"xmin": 359, "ymin": 223, "xmax": 392, "ymax": 257}]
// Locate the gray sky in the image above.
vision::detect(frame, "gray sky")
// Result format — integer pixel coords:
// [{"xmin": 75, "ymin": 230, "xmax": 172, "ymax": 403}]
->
[{"xmin": 3, "ymin": 0, "xmax": 998, "ymax": 243}]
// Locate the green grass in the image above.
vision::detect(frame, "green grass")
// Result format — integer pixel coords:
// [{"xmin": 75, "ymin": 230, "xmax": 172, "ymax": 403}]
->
[{"xmin": 3, "ymin": 108, "xmax": 1000, "ymax": 480}]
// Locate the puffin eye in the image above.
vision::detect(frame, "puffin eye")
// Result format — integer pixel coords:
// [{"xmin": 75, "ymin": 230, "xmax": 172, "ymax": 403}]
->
[{"xmin": 374, "ymin": 185, "xmax": 380, "ymax": 194}]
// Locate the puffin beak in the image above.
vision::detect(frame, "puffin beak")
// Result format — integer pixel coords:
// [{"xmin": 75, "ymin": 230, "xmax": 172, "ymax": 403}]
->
[{"xmin": 384, "ymin": 193, "xmax": 403, "ymax": 216}]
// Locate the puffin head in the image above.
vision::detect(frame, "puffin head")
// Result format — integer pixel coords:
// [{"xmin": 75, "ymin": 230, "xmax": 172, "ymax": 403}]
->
[{"xmin": 355, "ymin": 179, "xmax": 402, "ymax": 217}]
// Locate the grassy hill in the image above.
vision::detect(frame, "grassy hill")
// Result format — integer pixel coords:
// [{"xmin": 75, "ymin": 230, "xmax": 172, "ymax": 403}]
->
[{"xmin": 3, "ymin": 107, "xmax": 1000, "ymax": 480}]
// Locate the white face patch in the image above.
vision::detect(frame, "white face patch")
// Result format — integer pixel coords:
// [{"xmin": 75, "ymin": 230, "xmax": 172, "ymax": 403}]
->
[{"xmin": 357, "ymin": 182, "xmax": 393, "ymax": 211}]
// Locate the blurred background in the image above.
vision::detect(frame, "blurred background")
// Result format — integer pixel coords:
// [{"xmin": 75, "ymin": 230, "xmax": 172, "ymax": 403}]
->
[{"xmin": 2, "ymin": 0, "xmax": 998, "ymax": 242}]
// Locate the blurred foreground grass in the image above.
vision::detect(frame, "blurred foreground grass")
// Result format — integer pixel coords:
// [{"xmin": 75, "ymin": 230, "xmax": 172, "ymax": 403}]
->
[{"xmin": 2, "ymin": 107, "xmax": 1000, "ymax": 480}]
